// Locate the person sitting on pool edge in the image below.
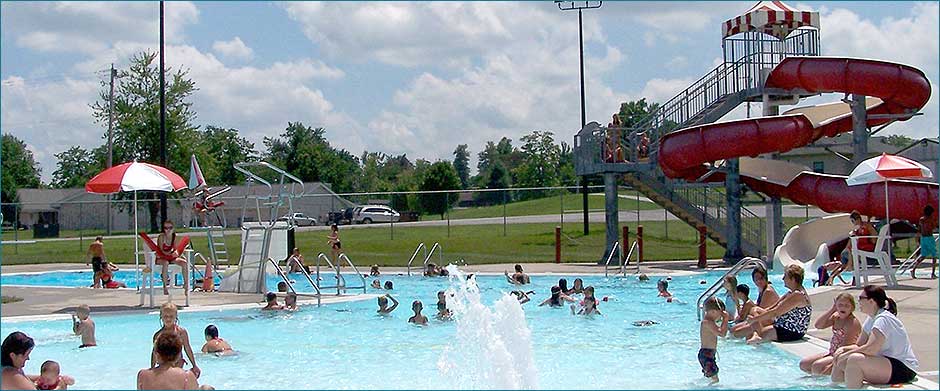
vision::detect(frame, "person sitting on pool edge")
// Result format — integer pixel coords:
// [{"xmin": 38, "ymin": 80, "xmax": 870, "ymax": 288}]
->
[
  {"xmin": 733, "ymin": 284, "xmax": 756, "ymax": 324},
  {"xmin": 370, "ymin": 264, "xmax": 381, "ymax": 276},
  {"xmin": 745, "ymin": 264, "xmax": 812, "ymax": 345},
  {"xmin": 505, "ymin": 264, "xmax": 531, "ymax": 285},
  {"xmin": 408, "ymin": 301, "xmax": 428, "ymax": 325},
  {"xmin": 100, "ymin": 262, "xmax": 126, "ymax": 289},
  {"xmin": 377, "ymin": 294, "xmax": 399, "ymax": 315},
  {"xmin": 200, "ymin": 325, "xmax": 235, "ymax": 356},
  {"xmin": 262, "ymin": 292, "xmax": 284, "ymax": 311}
]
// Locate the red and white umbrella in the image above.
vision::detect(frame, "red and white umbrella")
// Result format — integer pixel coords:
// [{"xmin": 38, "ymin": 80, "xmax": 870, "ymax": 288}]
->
[
  {"xmin": 85, "ymin": 161, "xmax": 186, "ymax": 194},
  {"xmin": 85, "ymin": 161, "xmax": 187, "ymax": 289},
  {"xmin": 847, "ymin": 153, "xmax": 933, "ymax": 238}
]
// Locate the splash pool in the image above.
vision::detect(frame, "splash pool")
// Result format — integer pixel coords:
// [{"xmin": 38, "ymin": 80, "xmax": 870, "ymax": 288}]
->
[{"xmin": 1, "ymin": 272, "xmax": 832, "ymax": 389}]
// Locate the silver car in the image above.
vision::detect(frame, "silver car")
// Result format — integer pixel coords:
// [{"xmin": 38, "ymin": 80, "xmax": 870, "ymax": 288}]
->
[
  {"xmin": 354, "ymin": 205, "xmax": 400, "ymax": 224},
  {"xmin": 278, "ymin": 212, "xmax": 317, "ymax": 226}
]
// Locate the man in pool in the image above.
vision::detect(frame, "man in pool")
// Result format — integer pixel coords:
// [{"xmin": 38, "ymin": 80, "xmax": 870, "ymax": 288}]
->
[
  {"xmin": 377, "ymin": 294, "xmax": 399, "ymax": 315},
  {"xmin": 85, "ymin": 236, "xmax": 106, "ymax": 288},
  {"xmin": 408, "ymin": 301, "xmax": 428, "ymax": 325},
  {"xmin": 262, "ymin": 292, "xmax": 284, "ymax": 311},
  {"xmin": 71, "ymin": 304, "xmax": 96, "ymax": 348},
  {"xmin": 505, "ymin": 264, "xmax": 530, "ymax": 285}
]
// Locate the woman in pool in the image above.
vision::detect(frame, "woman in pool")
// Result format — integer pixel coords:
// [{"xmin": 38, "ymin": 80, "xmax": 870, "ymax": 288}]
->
[
  {"xmin": 731, "ymin": 266, "xmax": 780, "ymax": 338},
  {"xmin": 2, "ymin": 332, "xmax": 37, "ymax": 390},
  {"xmin": 139, "ymin": 331, "xmax": 205, "ymax": 390},
  {"xmin": 744, "ymin": 264, "xmax": 812, "ymax": 344},
  {"xmin": 152, "ymin": 303, "xmax": 200, "ymax": 379},
  {"xmin": 799, "ymin": 293, "xmax": 861, "ymax": 375},
  {"xmin": 156, "ymin": 220, "xmax": 191, "ymax": 295},
  {"xmin": 831, "ymin": 285, "xmax": 918, "ymax": 388},
  {"xmin": 539, "ymin": 286, "xmax": 576, "ymax": 307},
  {"xmin": 200, "ymin": 325, "xmax": 235, "ymax": 356},
  {"xmin": 567, "ymin": 278, "xmax": 584, "ymax": 295}
]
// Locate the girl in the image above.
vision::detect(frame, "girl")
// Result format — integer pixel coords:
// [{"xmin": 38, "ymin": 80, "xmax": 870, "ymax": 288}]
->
[
  {"xmin": 200, "ymin": 325, "xmax": 235, "ymax": 356},
  {"xmin": 151, "ymin": 303, "xmax": 200, "ymax": 379},
  {"xmin": 799, "ymin": 293, "xmax": 861, "ymax": 375},
  {"xmin": 721, "ymin": 275, "xmax": 738, "ymax": 321},
  {"xmin": 327, "ymin": 224, "xmax": 342, "ymax": 264},
  {"xmin": 568, "ymin": 278, "xmax": 584, "ymax": 295},
  {"xmin": 539, "ymin": 286, "xmax": 576, "ymax": 307},
  {"xmin": 657, "ymin": 279, "xmax": 673, "ymax": 303}
]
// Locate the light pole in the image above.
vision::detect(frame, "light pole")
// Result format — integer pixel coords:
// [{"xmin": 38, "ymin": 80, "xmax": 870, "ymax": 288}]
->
[
  {"xmin": 556, "ymin": 1, "xmax": 601, "ymax": 236},
  {"xmin": 159, "ymin": 0, "xmax": 168, "ymax": 225}
]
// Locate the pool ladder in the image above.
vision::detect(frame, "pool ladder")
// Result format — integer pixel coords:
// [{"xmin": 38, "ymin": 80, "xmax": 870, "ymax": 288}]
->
[
  {"xmin": 695, "ymin": 257, "xmax": 764, "ymax": 320},
  {"xmin": 266, "ymin": 257, "xmax": 322, "ymax": 307},
  {"xmin": 604, "ymin": 241, "xmax": 639, "ymax": 278},
  {"xmin": 315, "ymin": 253, "xmax": 367, "ymax": 295},
  {"xmin": 406, "ymin": 242, "xmax": 444, "ymax": 276}
]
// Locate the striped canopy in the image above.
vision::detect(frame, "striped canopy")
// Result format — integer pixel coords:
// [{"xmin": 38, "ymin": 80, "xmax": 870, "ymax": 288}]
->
[{"xmin": 722, "ymin": 1, "xmax": 820, "ymax": 40}]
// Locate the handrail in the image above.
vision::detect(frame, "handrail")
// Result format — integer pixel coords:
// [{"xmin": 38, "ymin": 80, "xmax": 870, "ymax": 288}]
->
[
  {"xmin": 620, "ymin": 241, "xmax": 639, "ymax": 276},
  {"xmin": 316, "ymin": 253, "xmax": 344, "ymax": 295},
  {"xmin": 696, "ymin": 257, "xmax": 764, "ymax": 320},
  {"xmin": 288, "ymin": 257, "xmax": 322, "ymax": 299},
  {"xmin": 603, "ymin": 241, "xmax": 622, "ymax": 278},
  {"xmin": 406, "ymin": 242, "xmax": 428, "ymax": 276},
  {"xmin": 338, "ymin": 253, "xmax": 368, "ymax": 294},
  {"xmin": 189, "ymin": 252, "xmax": 221, "ymax": 290},
  {"xmin": 423, "ymin": 242, "xmax": 444, "ymax": 272},
  {"xmin": 266, "ymin": 258, "xmax": 320, "ymax": 307},
  {"xmin": 897, "ymin": 234, "xmax": 938, "ymax": 275},
  {"xmin": 234, "ymin": 161, "xmax": 305, "ymax": 198}
]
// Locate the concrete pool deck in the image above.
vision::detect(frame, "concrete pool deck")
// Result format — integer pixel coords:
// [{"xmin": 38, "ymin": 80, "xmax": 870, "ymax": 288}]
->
[{"xmin": 2, "ymin": 260, "xmax": 937, "ymax": 388}]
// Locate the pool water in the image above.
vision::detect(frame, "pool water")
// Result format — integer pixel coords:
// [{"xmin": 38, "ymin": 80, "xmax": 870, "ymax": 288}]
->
[
  {"xmin": 0, "ymin": 272, "xmax": 833, "ymax": 389},
  {"xmin": 1, "ymin": 269, "xmax": 333, "ymax": 292}
]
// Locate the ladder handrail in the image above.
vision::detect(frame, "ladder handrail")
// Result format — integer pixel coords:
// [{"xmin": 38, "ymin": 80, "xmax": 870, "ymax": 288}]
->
[
  {"xmin": 189, "ymin": 252, "xmax": 221, "ymax": 290},
  {"xmin": 316, "ymin": 253, "xmax": 345, "ymax": 295},
  {"xmin": 423, "ymin": 242, "xmax": 444, "ymax": 271},
  {"xmin": 406, "ymin": 242, "xmax": 428, "ymax": 276},
  {"xmin": 603, "ymin": 241, "xmax": 622, "ymax": 278},
  {"xmin": 266, "ymin": 258, "xmax": 321, "ymax": 307},
  {"xmin": 696, "ymin": 257, "xmax": 764, "ymax": 320},
  {"xmin": 287, "ymin": 257, "xmax": 322, "ymax": 299},
  {"xmin": 338, "ymin": 253, "xmax": 368, "ymax": 294},
  {"xmin": 897, "ymin": 233, "xmax": 939, "ymax": 275},
  {"xmin": 620, "ymin": 241, "xmax": 640, "ymax": 276}
]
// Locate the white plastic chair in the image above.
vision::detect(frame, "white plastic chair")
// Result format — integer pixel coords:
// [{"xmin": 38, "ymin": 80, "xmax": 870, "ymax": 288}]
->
[
  {"xmin": 851, "ymin": 224, "xmax": 898, "ymax": 288},
  {"xmin": 139, "ymin": 250, "xmax": 190, "ymax": 307}
]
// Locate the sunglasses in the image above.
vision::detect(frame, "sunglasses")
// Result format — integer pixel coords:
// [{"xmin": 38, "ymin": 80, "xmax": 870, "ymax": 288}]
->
[{"xmin": 858, "ymin": 295, "xmax": 869, "ymax": 300}]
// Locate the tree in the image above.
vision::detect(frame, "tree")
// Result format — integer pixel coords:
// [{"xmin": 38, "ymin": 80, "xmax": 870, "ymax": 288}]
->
[
  {"xmin": 884, "ymin": 134, "xmax": 916, "ymax": 148},
  {"xmin": 617, "ymin": 99, "xmax": 660, "ymax": 128},
  {"xmin": 263, "ymin": 122, "xmax": 360, "ymax": 192},
  {"xmin": 479, "ymin": 161, "xmax": 510, "ymax": 205},
  {"xmin": 90, "ymin": 51, "xmax": 199, "ymax": 231},
  {"xmin": 418, "ymin": 161, "xmax": 461, "ymax": 219},
  {"xmin": 51, "ymin": 146, "xmax": 95, "ymax": 189},
  {"xmin": 1, "ymin": 134, "xmax": 42, "ymax": 204},
  {"xmin": 453, "ymin": 144, "xmax": 470, "ymax": 189},
  {"xmin": 475, "ymin": 137, "xmax": 522, "ymax": 187},
  {"xmin": 200, "ymin": 126, "xmax": 256, "ymax": 185},
  {"xmin": 514, "ymin": 131, "xmax": 561, "ymax": 188}
]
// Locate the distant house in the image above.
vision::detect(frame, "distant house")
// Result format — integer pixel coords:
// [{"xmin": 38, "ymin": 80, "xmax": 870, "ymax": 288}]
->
[
  {"xmin": 897, "ymin": 138, "xmax": 939, "ymax": 175},
  {"xmin": 15, "ymin": 182, "xmax": 354, "ymax": 231},
  {"xmin": 775, "ymin": 134, "xmax": 900, "ymax": 175}
]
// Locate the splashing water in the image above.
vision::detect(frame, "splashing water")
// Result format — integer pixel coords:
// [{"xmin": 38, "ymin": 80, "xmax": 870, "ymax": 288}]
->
[{"xmin": 438, "ymin": 265, "xmax": 539, "ymax": 389}]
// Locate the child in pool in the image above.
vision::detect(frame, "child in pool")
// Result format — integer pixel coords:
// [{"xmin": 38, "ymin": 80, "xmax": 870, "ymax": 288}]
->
[
  {"xmin": 539, "ymin": 286, "xmax": 576, "ymax": 307},
  {"xmin": 568, "ymin": 278, "xmax": 584, "ymax": 294},
  {"xmin": 261, "ymin": 292, "xmax": 284, "ymax": 311},
  {"xmin": 384, "ymin": 281, "xmax": 394, "ymax": 290},
  {"xmin": 370, "ymin": 264, "xmax": 381, "ymax": 276},
  {"xmin": 34, "ymin": 361, "xmax": 75, "ymax": 390},
  {"xmin": 721, "ymin": 276, "xmax": 738, "ymax": 320},
  {"xmin": 71, "ymin": 304, "xmax": 96, "ymax": 348},
  {"xmin": 151, "ymin": 302, "xmax": 200, "ymax": 378},
  {"xmin": 733, "ymin": 284, "xmax": 756, "ymax": 324},
  {"xmin": 200, "ymin": 325, "xmax": 235, "ymax": 356},
  {"xmin": 512, "ymin": 290, "xmax": 535, "ymax": 304},
  {"xmin": 377, "ymin": 294, "xmax": 399, "ymax": 315},
  {"xmin": 408, "ymin": 301, "xmax": 428, "ymax": 325},
  {"xmin": 798, "ymin": 293, "xmax": 861, "ymax": 376},
  {"xmin": 436, "ymin": 291, "xmax": 453, "ymax": 320},
  {"xmin": 657, "ymin": 279, "xmax": 674, "ymax": 302},
  {"xmin": 371, "ymin": 279, "xmax": 382, "ymax": 289},
  {"xmin": 572, "ymin": 286, "xmax": 603, "ymax": 315},
  {"xmin": 284, "ymin": 292, "xmax": 299, "ymax": 311},
  {"xmin": 699, "ymin": 297, "xmax": 729, "ymax": 384}
]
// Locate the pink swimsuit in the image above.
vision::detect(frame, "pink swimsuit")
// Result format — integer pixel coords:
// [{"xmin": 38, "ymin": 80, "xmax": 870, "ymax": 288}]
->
[{"xmin": 829, "ymin": 327, "xmax": 847, "ymax": 355}]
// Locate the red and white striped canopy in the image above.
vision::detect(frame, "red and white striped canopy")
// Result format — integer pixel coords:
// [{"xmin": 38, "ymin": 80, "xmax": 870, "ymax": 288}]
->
[
  {"xmin": 723, "ymin": 1, "xmax": 819, "ymax": 40},
  {"xmin": 85, "ymin": 161, "xmax": 187, "ymax": 194}
]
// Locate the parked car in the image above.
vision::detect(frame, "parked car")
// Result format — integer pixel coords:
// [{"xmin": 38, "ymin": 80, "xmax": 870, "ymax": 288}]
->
[
  {"xmin": 353, "ymin": 205, "xmax": 400, "ymax": 224},
  {"xmin": 277, "ymin": 212, "xmax": 317, "ymax": 226}
]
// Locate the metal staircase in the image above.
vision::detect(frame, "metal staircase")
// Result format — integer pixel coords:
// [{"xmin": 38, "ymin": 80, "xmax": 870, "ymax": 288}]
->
[{"xmin": 574, "ymin": 29, "xmax": 820, "ymax": 259}]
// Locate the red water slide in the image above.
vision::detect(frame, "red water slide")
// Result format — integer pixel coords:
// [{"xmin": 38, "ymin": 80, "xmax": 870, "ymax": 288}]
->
[{"xmin": 658, "ymin": 57, "xmax": 937, "ymax": 223}]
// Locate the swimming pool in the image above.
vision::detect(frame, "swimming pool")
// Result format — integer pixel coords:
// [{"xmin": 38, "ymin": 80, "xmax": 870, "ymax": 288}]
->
[
  {"xmin": 1, "ymin": 269, "xmax": 331, "ymax": 291},
  {"xmin": 1, "ymin": 271, "xmax": 832, "ymax": 389}
]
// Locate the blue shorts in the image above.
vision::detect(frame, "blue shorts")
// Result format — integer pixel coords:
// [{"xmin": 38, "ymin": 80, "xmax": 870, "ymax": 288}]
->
[{"xmin": 921, "ymin": 236, "xmax": 937, "ymax": 258}]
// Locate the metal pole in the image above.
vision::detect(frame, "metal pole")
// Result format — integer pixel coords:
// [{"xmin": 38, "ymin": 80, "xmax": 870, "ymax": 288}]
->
[
  {"xmin": 79, "ymin": 202, "xmax": 84, "ymax": 251},
  {"xmin": 158, "ymin": 1, "xmax": 168, "ymax": 224},
  {"xmin": 560, "ymin": 189, "xmax": 564, "ymax": 231},
  {"xmin": 446, "ymin": 193, "xmax": 450, "ymax": 238},
  {"xmin": 503, "ymin": 189, "xmax": 507, "ymax": 237},
  {"xmin": 13, "ymin": 203, "xmax": 18, "ymax": 254},
  {"xmin": 107, "ymin": 64, "xmax": 116, "ymax": 235}
]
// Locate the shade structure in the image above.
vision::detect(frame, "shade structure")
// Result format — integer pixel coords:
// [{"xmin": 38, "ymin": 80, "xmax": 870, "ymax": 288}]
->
[
  {"xmin": 85, "ymin": 161, "xmax": 187, "ymax": 194},
  {"xmin": 723, "ymin": 1, "xmax": 820, "ymax": 40},
  {"xmin": 847, "ymin": 153, "xmax": 934, "ymax": 246},
  {"xmin": 85, "ymin": 161, "xmax": 187, "ymax": 291}
]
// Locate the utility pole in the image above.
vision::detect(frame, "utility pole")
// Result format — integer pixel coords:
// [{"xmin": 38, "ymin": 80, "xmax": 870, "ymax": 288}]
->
[
  {"xmin": 159, "ymin": 0, "xmax": 168, "ymax": 224},
  {"xmin": 556, "ymin": 1, "xmax": 602, "ymax": 236},
  {"xmin": 107, "ymin": 63, "xmax": 116, "ymax": 235}
]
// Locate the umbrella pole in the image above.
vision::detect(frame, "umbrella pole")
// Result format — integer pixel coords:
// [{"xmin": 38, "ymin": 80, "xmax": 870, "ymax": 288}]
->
[
  {"xmin": 135, "ymin": 190, "xmax": 140, "ymax": 293},
  {"xmin": 885, "ymin": 181, "xmax": 891, "ymax": 245}
]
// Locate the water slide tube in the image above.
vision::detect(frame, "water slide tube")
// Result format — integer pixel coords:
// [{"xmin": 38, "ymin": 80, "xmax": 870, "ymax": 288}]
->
[{"xmin": 658, "ymin": 57, "xmax": 937, "ymax": 226}]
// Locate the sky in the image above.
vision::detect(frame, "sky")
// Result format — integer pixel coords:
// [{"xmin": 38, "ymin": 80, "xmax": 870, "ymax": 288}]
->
[{"xmin": 2, "ymin": 1, "xmax": 938, "ymax": 183}]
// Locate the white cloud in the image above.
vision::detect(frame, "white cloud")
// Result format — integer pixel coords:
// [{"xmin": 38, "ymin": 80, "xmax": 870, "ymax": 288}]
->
[
  {"xmin": 665, "ymin": 55, "xmax": 688, "ymax": 69},
  {"xmin": 212, "ymin": 37, "xmax": 254, "ymax": 62}
]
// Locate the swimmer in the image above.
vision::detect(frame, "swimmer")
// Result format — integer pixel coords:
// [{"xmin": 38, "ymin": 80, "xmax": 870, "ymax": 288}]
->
[
  {"xmin": 384, "ymin": 281, "xmax": 394, "ymax": 290},
  {"xmin": 408, "ymin": 301, "xmax": 428, "ymax": 325},
  {"xmin": 200, "ymin": 325, "xmax": 235, "ymax": 356},
  {"xmin": 370, "ymin": 264, "xmax": 381, "ymax": 276},
  {"xmin": 277, "ymin": 281, "xmax": 288, "ymax": 293},
  {"xmin": 261, "ymin": 292, "xmax": 284, "ymax": 311},
  {"xmin": 71, "ymin": 304, "xmax": 96, "ymax": 348},
  {"xmin": 572, "ymin": 286, "xmax": 602, "ymax": 315},
  {"xmin": 377, "ymin": 294, "xmax": 399, "ymax": 315},
  {"xmin": 151, "ymin": 303, "xmax": 200, "ymax": 378},
  {"xmin": 284, "ymin": 292, "xmax": 299, "ymax": 311},
  {"xmin": 371, "ymin": 279, "xmax": 382, "ymax": 289},
  {"xmin": 539, "ymin": 286, "xmax": 576, "ymax": 307},
  {"xmin": 699, "ymin": 297, "xmax": 729, "ymax": 384},
  {"xmin": 657, "ymin": 279, "xmax": 674, "ymax": 303},
  {"xmin": 34, "ymin": 361, "xmax": 75, "ymax": 390},
  {"xmin": 632, "ymin": 320, "xmax": 659, "ymax": 327},
  {"xmin": 568, "ymin": 278, "xmax": 584, "ymax": 294},
  {"xmin": 512, "ymin": 290, "xmax": 535, "ymax": 304},
  {"xmin": 638, "ymin": 274, "xmax": 650, "ymax": 282},
  {"xmin": 436, "ymin": 291, "xmax": 453, "ymax": 320}
]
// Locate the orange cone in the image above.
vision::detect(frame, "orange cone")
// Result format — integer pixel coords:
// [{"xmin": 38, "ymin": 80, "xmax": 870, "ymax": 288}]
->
[{"xmin": 203, "ymin": 258, "xmax": 214, "ymax": 292}]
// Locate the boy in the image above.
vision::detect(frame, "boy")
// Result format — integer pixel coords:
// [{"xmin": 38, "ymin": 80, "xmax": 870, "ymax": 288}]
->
[
  {"xmin": 284, "ymin": 292, "xmax": 299, "ymax": 311},
  {"xmin": 408, "ymin": 301, "xmax": 428, "ymax": 325},
  {"xmin": 436, "ymin": 291, "xmax": 453, "ymax": 320},
  {"xmin": 377, "ymin": 294, "xmax": 399, "ymax": 315},
  {"xmin": 72, "ymin": 304, "xmax": 96, "ymax": 348},
  {"xmin": 261, "ymin": 292, "xmax": 284, "ymax": 311},
  {"xmin": 734, "ymin": 284, "xmax": 756, "ymax": 324},
  {"xmin": 699, "ymin": 297, "xmax": 728, "ymax": 384},
  {"xmin": 201, "ymin": 325, "xmax": 235, "ymax": 356},
  {"xmin": 911, "ymin": 205, "xmax": 938, "ymax": 279},
  {"xmin": 85, "ymin": 236, "xmax": 106, "ymax": 288},
  {"xmin": 34, "ymin": 361, "xmax": 75, "ymax": 390}
]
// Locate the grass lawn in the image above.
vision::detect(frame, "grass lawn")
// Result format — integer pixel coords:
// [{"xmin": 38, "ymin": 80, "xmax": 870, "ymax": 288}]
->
[
  {"xmin": 1, "ymin": 296, "xmax": 23, "ymax": 304},
  {"xmin": 444, "ymin": 190, "xmax": 658, "ymax": 220}
]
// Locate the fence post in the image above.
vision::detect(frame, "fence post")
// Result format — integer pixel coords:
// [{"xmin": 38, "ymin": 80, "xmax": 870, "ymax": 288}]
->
[
  {"xmin": 502, "ymin": 190, "xmax": 507, "ymax": 237},
  {"xmin": 13, "ymin": 203, "xmax": 19, "ymax": 254},
  {"xmin": 79, "ymin": 202, "xmax": 84, "ymax": 251},
  {"xmin": 555, "ymin": 226, "xmax": 561, "ymax": 264},
  {"xmin": 622, "ymin": 226, "xmax": 629, "ymax": 260},
  {"xmin": 698, "ymin": 226, "xmax": 707, "ymax": 268},
  {"xmin": 664, "ymin": 208, "xmax": 668, "ymax": 239},
  {"xmin": 560, "ymin": 189, "xmax": 564, "ymax": 231},
  {"xmin": 637, "ymin": 225, "xmax": 644, "ymax": 263},
  {"xmin": 446, "ymin": 193, "xmax": 450, "ymax": 238}
]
